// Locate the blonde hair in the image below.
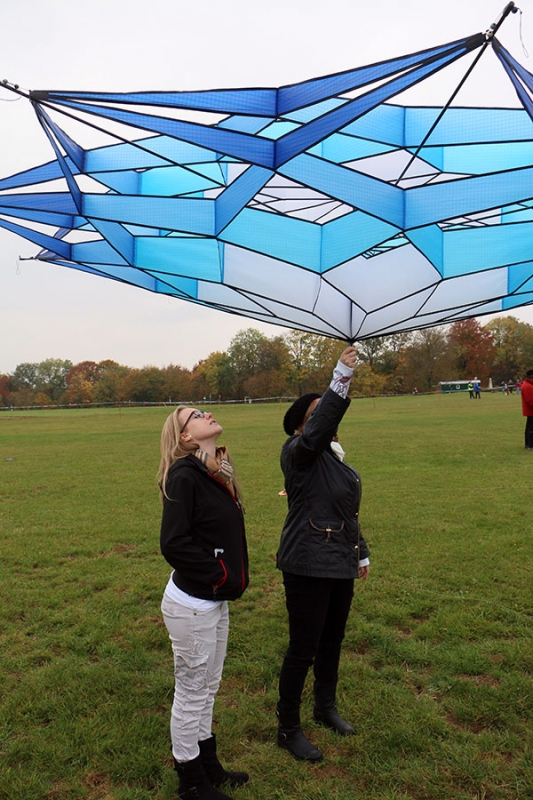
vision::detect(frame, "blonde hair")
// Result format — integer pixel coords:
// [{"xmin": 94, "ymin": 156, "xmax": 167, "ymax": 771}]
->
[{"xmin": 157, "ymin": 405, "xmax": 243, "ymax": 505}]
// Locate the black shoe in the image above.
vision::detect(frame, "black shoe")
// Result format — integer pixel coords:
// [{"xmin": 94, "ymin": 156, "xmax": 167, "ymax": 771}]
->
[
  {"xmin": 277, "ymin": 725, "xmax": 323, "ymax": 762},
  {"xmin": 313, "ymin": 706, "xmax": 354, "ymax": 736}
]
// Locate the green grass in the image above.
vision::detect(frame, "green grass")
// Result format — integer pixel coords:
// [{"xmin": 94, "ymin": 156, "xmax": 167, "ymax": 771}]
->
[{"xmin": 1, "ymin": 392, "xmax": 533, "ymax": 799}]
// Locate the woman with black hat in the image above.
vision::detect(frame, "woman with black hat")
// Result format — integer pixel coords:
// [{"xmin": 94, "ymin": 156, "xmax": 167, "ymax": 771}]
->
[{"xmin": 276, "ymin": 346, "xmax": 370, "ymax": 762}]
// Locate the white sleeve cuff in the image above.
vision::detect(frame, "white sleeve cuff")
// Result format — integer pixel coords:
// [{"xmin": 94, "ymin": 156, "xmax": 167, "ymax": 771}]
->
[
  {"xmin": 330, "ymin": 360, "xmax": 353, "ymax": 398},
  {"xmin": 335, "ymin": 359, "xmax": 354, "ymax": 377}
]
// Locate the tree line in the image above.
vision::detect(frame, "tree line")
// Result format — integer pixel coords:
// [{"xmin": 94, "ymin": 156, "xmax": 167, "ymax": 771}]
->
[{"xmin": 2, "ymin": 316, "xmax": 533, "ymax": 408}]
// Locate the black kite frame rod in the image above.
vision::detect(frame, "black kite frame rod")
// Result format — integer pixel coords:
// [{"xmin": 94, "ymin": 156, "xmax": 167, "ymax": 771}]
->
[{"xmin": 392, "ymin": 1, "xmax": 519, "ymax": 187}]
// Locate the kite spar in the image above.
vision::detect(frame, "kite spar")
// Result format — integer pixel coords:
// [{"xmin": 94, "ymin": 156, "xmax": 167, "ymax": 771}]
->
[{"xmin": 1, "ymin": 3, "xmax": 533, "ymax": 342}]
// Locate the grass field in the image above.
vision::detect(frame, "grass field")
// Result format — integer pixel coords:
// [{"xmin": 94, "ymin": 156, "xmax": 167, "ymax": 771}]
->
[{"xmin": 1, "ymin": 391, "xmax": 532, "ymax": 800}]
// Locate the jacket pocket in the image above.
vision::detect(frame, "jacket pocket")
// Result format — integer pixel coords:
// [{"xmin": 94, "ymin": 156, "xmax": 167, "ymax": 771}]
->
[
  {"xmin": 309, "ymin": 518, "xmax": 345, "ymax": 542},
  {"xmin": 212, "ymin": 558, "xmax": 228, "ymax": 593},
  {"xmin": 306, "ymin": 518, "xmax": 346, "ymax": 567}
]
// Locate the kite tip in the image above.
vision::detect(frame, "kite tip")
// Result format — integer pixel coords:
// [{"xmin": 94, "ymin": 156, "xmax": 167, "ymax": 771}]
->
[
  {"xmin": 0, "ymin": 79, "xmax": 29, "ymax": 99},
  {"xmin": 485, "ymin": 1, "xmax": 519, "ymax": 40}
]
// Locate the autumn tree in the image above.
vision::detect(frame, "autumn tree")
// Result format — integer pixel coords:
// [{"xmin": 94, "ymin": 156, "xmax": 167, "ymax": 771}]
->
[
  {"xmin": 378, "ymin": 333, "xmax": 413, "ymax": 393},
  {"xmin": 355, "ymin": 333, "xmax": 413, "ymax": 394},
  {"xmin": 404, "ymin": 327, "xmax": 452, "ymax": 392},
  {"xmin": 12, "ymin": 362, "xmax": 39, "ymax": 393},
  {"xmin": 226, "ymin": 329, "xmax": 276, "ymax": 398},
  {"xmin": 484, "ymin": 316, "xmax": 533, "ymax": 383},
  {"xmin": 161, "ymin": 365, "xmax": 192, "ymax": 403},
  {"xmin": 447, "ymin": 319, "xmax": 495, "ymax": 382},
  {"xmin": 11, "ymin": 359, "xmax": 72, "ymax": 404},
  {"xmin": 35, "ymin": 359, "xmax": 73, "ymax": 402},
  {"xmin": 243, "ymin": 335, "xmax": 293, "ymax": 398},
  {"xmin": 65, "ymin": 361, "xmax": 101, "ymax": 404},
  {"xmin": 284, "ymin": 332, "xmax": 339, "ymax": 395},
  {"xmin": 91, "ymin": 361, "xmax": 129, "ymax": 404},
  {"xmin": 351, "ymin": 363, "xmax": 387, "ymax": 396},
  {"xmin": 191, "ymin": 352, "xmax": 234, "ymax": 401},
  {"xmin": 119, "ymin": 367, "xmax": 165, "ymax": 403},
  {"xmin": 243, "ymin": 367, "xmax": 287, "ymax": 398},
  {"xmin": 0, "ymin": 374, "xmax": 14, "ymax": 406},
  {"xmin": 356, "ymin": 337, "xmax": 387, "ymax": 371}
]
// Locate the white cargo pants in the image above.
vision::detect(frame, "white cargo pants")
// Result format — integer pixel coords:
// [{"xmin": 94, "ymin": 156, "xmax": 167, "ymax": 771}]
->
[{"xmin": 161, "ymin": 593, "xmax": 229, "ymax": 762}]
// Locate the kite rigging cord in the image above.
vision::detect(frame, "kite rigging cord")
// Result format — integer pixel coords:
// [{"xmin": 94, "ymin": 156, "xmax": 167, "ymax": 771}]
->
[
  {"xmin": 518, "ymin": 7, "xmax": 529, "ymax": 58},
  {"xmin": 0, "ymin": 79, "xmax": 28, "ymax": 101},
  {"xmin": 0, "ymin": 79, "xmax": 22, "ymax": 101},
  {"xmin": 393, "ymin": 1, "xmax": 520, "ymax": 188}
]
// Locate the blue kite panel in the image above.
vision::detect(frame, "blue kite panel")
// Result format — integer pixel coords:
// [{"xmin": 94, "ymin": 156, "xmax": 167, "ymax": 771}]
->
[
  {"xmin": 135, "ymin": 238, "xmax": 221, "ymax": 281},
  {"xmin": 322, "ymin": 212, "xmax": 400, "ymax": 271},
  {"xmin": 443, "ymin": 223, "xmax": 533, "ymax": 277},
  {"xmin": 140, "ymin": 166, "xmax": 222, "ymax": 196},
  {"xmin": 221, "ymin": 207, "xmax": 321, "ymax": 270},
  {"xmin": 82, "ymin": 195, "xmax": 215, "ymax": 236}
]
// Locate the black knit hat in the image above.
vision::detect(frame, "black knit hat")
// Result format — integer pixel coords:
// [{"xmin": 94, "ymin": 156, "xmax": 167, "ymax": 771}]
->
[
  {"xmin": 526, "ymin": 369, "xmax": 533, "ymax": 377},
  {"xmin": 283, "ymin": 392, "xmax": 321, "ymax": 435}
]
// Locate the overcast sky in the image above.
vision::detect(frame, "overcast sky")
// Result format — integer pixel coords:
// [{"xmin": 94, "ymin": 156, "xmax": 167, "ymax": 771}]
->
[{"xmin": 1, "ymin": 0, "xmax": 532, "ymax": 373}]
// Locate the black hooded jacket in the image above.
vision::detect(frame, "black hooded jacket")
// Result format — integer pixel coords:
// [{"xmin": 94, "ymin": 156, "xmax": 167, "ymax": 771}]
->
[
  {"xmin": 276, "ymin": 387, "xmax": 369, "ymax": 579},
  {"xmin": 160, "ymin": 455, "xmax": 249, "ymax": 601}
]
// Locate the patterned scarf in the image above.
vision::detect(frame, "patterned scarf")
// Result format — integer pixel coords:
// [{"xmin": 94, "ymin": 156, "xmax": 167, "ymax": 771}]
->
[{"xmin": 193, "ymin": 446, "xmax": 234, "ymax": 495}]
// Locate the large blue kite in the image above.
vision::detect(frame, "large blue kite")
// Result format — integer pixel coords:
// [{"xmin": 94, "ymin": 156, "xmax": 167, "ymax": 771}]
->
[{"xmin": 1, "ymin": 2, "xmax": 533, "ymax": 341}]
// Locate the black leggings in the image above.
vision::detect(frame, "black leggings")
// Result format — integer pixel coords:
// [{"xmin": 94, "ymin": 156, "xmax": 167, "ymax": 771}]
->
[
  {"xmin": 525, "ymin": 416, "xmax": 533, "ymax": 448},
  {"xmin": 278, "ymin": 572, "xmax": 354, "ymax": 714}
]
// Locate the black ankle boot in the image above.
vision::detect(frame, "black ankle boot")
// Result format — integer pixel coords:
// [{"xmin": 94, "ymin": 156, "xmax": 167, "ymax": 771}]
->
[
  {"xmin": 198, "ymin": 735, "xmax": 250, "ymax": 788},
  {"xmin": 313, "ymin": 704, "xmax": 354, "ymax": 736},
  {"xmin": 276, "ymin": 705, "xmax": 322, "ymax": 762},
  {"xmin": 173, "ymin": 754, "xmax": 233, "ymax": 799},
  {"xmin": 314, "ymin": 683, "xmax": 354, "ymax": 735},
  {"xmin": 277, "ymin": 724, "xmax": 323, "ymax": 761}
]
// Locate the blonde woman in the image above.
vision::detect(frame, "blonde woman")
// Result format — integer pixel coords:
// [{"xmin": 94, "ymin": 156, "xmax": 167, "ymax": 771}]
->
[{"xmin": 158, "ymin": 406, "xmax": 249, "ymax": 800}]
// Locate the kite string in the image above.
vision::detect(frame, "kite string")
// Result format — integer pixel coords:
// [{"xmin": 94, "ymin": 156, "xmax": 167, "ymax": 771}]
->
[{"xmin": 518, "ymin": 8, "xmax": 529, "ymax": 58}]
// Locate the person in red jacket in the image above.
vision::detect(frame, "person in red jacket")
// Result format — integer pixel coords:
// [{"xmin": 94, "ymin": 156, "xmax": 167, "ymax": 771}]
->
[{"xmin": 521, "ymin": 369, "xmax": 533, "ymax": 449}]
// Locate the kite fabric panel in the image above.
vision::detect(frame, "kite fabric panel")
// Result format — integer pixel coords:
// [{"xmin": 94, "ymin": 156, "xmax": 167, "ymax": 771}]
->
[{"xmin": 2, "ymin": 22, "xmax": 533, "ymax": 342}]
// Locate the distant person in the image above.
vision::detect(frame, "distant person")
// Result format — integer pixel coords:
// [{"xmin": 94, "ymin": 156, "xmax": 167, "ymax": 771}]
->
[
  {"xmin": 275, "ymin": 346, "xmax": 370, "ymax": 763},
  {"xmin": 521, "ymin": 370, "xmax": 533, "ymax": 450},
  {"xmin": 158, "ymin": 406, "xmax": 250, "ymax": 799},
  {"xmin": 468, "ymin": 381, "xmax": 474, "ymax": 399},
  {"xmin": 473, "ymin": 378, "xmax": 481, "ymax": 399}
]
